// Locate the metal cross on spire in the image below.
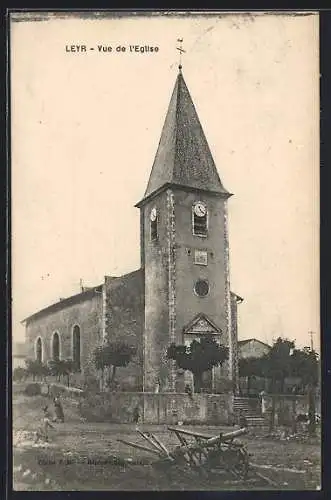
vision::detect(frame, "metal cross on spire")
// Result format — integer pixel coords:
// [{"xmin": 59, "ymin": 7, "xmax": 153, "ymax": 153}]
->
[{"xmin": 176, "ymin": 38, "xmax": 186, "ymax": 71}]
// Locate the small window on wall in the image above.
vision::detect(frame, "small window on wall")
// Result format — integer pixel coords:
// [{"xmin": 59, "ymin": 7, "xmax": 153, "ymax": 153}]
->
[
  {"xmin": 193, "ymin": 202, "xmax": 207, "ymax": 237},
  {"xmin": 194, "ymin": 249, "xmax": 208, "ymax": 266},
  {"xmin": 150, "ymin": 207, "xmax": 158, "ymax": 241}
]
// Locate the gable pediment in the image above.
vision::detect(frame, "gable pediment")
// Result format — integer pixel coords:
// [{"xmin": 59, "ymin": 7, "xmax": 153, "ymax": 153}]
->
[{"xmin": 183, "ymin": 314, "xmax": 222, "ymax": 335}]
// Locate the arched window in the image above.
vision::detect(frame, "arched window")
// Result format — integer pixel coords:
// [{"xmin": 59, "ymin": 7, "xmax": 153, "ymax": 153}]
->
[
  {"xmin": 192, "ymin": 201, "xmax": 208, "ymax": 237},
  {"xmin": 72, "ymin": 325, "xmax": 81, "ymax": 370},
  {"xmin": 150, "ymin": 207, "xmax": 158, "ymax": 241},
  {"xmin": 52, "ymin": 332, "xmax": 60, "ymax": 361},
  {"xmin": 36, "ymin": 337, "xmax": 42, "ymax": 363}
]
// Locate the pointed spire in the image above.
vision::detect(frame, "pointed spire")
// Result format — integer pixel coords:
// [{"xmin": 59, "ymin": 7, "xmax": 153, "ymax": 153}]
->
[{"xmin": 137, "ymin": 70, "xmax": 230, "ymax": 206}]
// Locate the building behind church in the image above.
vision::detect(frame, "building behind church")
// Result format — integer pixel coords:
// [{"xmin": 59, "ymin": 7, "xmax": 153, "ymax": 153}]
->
[{"xmin": 23, "ymin": 67, "xmax": 243, "ymax": 395}]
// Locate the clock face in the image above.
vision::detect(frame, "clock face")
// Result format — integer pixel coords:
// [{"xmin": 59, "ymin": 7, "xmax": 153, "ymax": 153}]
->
[
  {"xmin": 150, "ymin": 207, "xmax": 157, "ymax": 222},
  {"xmin": 194, "ymin": 202, "xmax": 206, "ymax": 217}
]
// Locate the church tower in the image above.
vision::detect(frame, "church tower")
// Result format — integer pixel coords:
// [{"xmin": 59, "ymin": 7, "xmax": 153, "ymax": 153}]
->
[{"xmin": 136, "ymin": 68, "xmax": 236, "ymax": 393}]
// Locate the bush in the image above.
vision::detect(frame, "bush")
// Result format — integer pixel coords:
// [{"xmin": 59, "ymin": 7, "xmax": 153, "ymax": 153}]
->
[
  {"xmin": 24, "ymin": 383, "xmax": 41, "ymax": 396},
  {"xmin": 13, "ymin": 367, "xmax": 28, "ymax": 382},
  {"xmin": 83, "ymin": 375, "xmax": 100, "ymax": 392},
  {"xmin": 25, "ymin": 359, "xmax": 50, "ymax": 381}
]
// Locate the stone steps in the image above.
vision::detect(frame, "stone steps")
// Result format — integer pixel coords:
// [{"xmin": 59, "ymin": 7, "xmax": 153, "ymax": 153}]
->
[
  {"xmin": 245, "ymin": 416, "xmax": 266, "ymax": 426},
  {"xmin": 234, "ymin": 397, "xmax": 265, "ymax": 427},
  {"xmin": 234, "ymin": 407, "xmax": 261, "ymax": 417}
]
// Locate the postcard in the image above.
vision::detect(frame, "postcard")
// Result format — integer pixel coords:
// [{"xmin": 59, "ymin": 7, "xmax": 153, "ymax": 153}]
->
[{"xmin": 10, "ymin": 10, "xmax": 320, "ymax": 491}]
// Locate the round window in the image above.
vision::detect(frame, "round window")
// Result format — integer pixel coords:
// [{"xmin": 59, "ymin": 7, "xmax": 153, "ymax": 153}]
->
[{"xmin": 194, "ymin": 279, "xmax": 209, "ymax": 297}]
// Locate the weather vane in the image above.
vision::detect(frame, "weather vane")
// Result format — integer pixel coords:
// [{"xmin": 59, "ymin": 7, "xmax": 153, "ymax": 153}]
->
[{"xmin": 176, "ymin": 38, "xmax": 186, "ymax": 70}]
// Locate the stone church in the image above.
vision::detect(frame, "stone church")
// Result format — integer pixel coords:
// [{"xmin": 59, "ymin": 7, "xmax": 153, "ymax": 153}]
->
[{"xmin": 23, "ymin": 67, "xmax": 242, "ymax": 394}]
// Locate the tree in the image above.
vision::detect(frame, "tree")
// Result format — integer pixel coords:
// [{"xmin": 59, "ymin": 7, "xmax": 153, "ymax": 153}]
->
[
  {"xmin": 245, "ymin": 338, "xmax": 295, "ymax": 432},
  {"xmin": 166, "ymin": 335, "xmax": 229, "ymax": 393},
  {"xmin": 61, "ymin": 359, "xmax": 75, "ymax": 387},
  {"xmin": 252, "ymin": 338, "xmax": 319, "ymax": 435},
  {"xmin": 238, "ymin": 357, "xmax": 264, "ymax": 395},
  {"xmin": 261, "ymin": 337, "xmax": 295, "ymax": 393},
  {"xmin": 47, "ymin": 359, "xmax": 76, "ymax": 387},
  {"xmin": 93, "ymin": 341, "xmax": 137, "ymax": 390},
  {"xmin": 262, "ymin": 338, "xmax": 295, "ymax": 431},
  {"xmin": 25, "ymin": 358, "xmax": 49, "ymax": 382},
  {"xmin": 47, "ymin": 359, "xmax": 62, "ymax": 382},
  {"xmin": 291, "ymin": 346, "xmax": 319, "ymax": 436}
]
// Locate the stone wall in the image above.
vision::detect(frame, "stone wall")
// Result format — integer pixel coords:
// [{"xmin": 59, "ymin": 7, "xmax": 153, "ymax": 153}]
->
[
  {"xmin": 79, "ymin": 392, "xmax": 234, "ymax": 425},
  {"xmin": 262, "ymin": 394, "xmax": 321, "ymax": 426}
]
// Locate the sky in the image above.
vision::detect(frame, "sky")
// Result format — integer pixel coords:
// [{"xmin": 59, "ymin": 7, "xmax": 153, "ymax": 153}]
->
[{"xmin": 11, "ymin": 12, "xmax": 320, "ymax": 350}]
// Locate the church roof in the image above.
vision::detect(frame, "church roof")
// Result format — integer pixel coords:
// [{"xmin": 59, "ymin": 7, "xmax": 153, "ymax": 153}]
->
[
  {"xmin": 137, "ymin": 69, "xmax": 230, "ymax": 206},
  {"xmin": 230, "ymin": 291, "xmax": 244, "ymax": 303},
  {"xmin": 21, "ymin": 284, "xmax": 103, "ymax": 324},
  {"xmin": 21, "ymin": 270, "xmax": 143, "ymax": 325}
]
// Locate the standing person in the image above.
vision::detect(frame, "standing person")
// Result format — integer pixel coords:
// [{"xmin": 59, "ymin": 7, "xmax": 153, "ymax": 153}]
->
[
  {"xmin": 53, "ymin": 397, "xmax": 65, "ymax": 423},
  {"xmin": 133, "ymin": 405, "xmax": 140, "ymax": 426},
  {"xmin": 259, "ymin": 390, "xmax": 267, "ymax": 415},
  {"xmin": 35, "ymin": 406, "xmax": 55, "ymax": 443},
  {"xmin": 184, "ymin": 384, "xmax": 193, "ymax": 400},
  {"xmin": 238, "ymin": 409, "xmax": 247, "ymax": 428},
  {"xmin": 292, "ymin": 384, "xmax": 298, "ymax": 395}
]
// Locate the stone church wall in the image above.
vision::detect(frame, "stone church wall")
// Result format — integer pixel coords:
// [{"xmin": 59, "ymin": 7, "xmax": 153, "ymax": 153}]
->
[
  {"xmin": 230, "ymin": 294, "xmax": 239, "ymax": 391},
  {"xmin": 141, "ymin": 187, "xmax": 235, "ymax": 393},
  {"xmin": 24, "ymin": 270, "xmax": 144, "ymax": 391},
  {"xmin": 104, "ymin": 270, "xmax": 144, "ymax": 391},
  {"xmin": 25, "ymin": 291, "xmax": 103, "ymax": 377},
  {"xmin": 174, "ymin": 190, "xmax": 228, "ymax": 341},
  {"xmin": 142, "ymin": 189, "xmax": 173, "ymax": 391}
]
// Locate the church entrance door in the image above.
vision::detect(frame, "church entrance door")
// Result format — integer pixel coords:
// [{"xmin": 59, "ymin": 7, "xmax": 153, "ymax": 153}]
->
[
  {"xmin": 193, "ymin": 370, "xmax": 213, "ymax": 393},
  {"xmin": 183, "ymin": 314, "xmax": 222, "ymax": 394},
  {"xmin": 201, "ymin": 370, "xmax": 213, "ymax": 393}
]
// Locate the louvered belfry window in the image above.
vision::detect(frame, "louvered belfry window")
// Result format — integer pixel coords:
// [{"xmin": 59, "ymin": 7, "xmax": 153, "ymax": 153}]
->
[
  {"xmin": 193, "ymin": 213, "xmax": 207, "ymax": 236},
  {"xmin": 151, "ymin": 219, "xmax": 158, "ymax": 241},
  {"xmin": 150, "ymin": 207, "xmax": 158, "ymax": 241}
]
